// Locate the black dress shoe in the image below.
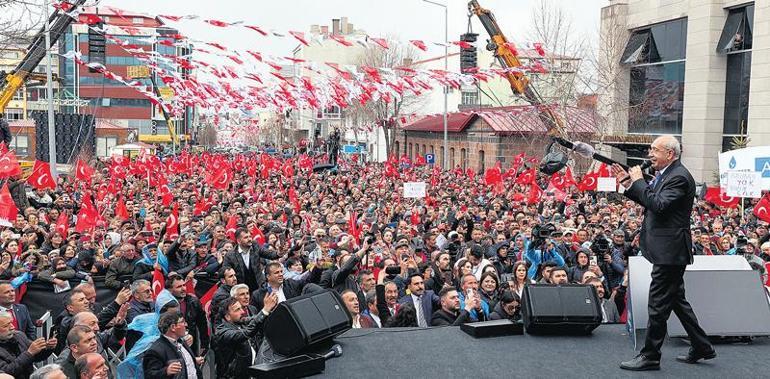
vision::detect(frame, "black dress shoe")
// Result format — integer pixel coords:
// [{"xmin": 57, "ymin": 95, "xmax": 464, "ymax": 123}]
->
[
  {"xmin": 675, "ymin": 348, "xmax": 716, "ymax": 364},
  {"xmin": 620, "ymin": 355, "xmax": 661, "ymax": 371}
]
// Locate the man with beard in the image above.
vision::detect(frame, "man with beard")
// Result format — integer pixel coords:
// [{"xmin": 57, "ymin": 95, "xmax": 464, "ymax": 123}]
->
[
  {"xmin": 223, "ymin": 228, "xmax": 279, "ymax": 292},
  {"xmin": 430, "ymin": 287, "xmax": 475, "ymax": 326},
  {"xmin": 166, "ymin": 274, "xmax": 208, "ymax": 355},
  {"xmin": 375, "ymin": 281, "xmax": 400, "ymax": 326},
  {"xmin": 213, "ymin": 296, "xmax": 277, "ymax": 378},
  {"xmin": 0, "ymin": 311, "xmax": 57, "ymax": 378},
  {"xmin": 209, "ymin": 267, "xmax": 238, "ymax": 326},
  {"xmin": 425, "ymin": 252, "xmax": 452, "ymax": 294},
  {"xmin": 57, "ymin": 326, "xmax": 98, "ymax": 379}
]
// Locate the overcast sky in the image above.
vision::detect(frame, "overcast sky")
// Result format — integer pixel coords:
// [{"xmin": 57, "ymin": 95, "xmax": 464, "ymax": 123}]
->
[{"xmin": 102, "ymin": 0, "xmax": 609, "ymax": 60}]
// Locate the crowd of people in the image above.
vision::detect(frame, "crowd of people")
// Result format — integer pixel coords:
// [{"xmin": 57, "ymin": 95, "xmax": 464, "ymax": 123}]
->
[{"xmin": 0, "ymin": 148, "xmax": 766, "ymax": 379}]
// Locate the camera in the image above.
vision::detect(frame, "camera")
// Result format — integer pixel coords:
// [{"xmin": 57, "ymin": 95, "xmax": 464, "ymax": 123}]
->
[
  {"xmin": 591, "ymin": 235, "xmax": 611, "ymax": 255},
  {"xmin": 364, "ymin": 233, "xmax": 375, "ymax": 246},
  {"xmin": 530, "ymin": 223, "xmax": 557, "ymax": 249},
  {"xmin": 385, "ymin": 265, "xmax": 401, "ymax": 276}
]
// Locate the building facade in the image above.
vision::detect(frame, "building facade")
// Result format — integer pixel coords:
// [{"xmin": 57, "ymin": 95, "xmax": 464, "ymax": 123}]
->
[
  {"xmin": 8, "ymin": 119, "xmax": 130, "ymax": 159},
  {"xmin": 398, "ymin": 105, "xmax": 598, "ymax": 172},
  {"xmin": 59, "ymin": 7, "xmax": 194, "ymax": 144},
  {"xmin": 599, "ymin": 0, "xmax": 770, "ymax": 183}
]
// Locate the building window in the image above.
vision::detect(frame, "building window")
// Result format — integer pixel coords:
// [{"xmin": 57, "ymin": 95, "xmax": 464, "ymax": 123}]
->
[
  {"xmin": 394, "ymin": 140, "xmax": 400, "ymax": 156},
  {"xmin": 408, "ymin": 143, "xmax": 412, "ymax": 158},
  {"xmin": 460, "ymin": 148, "xmax": 467, "ymax": 169},
  {"xmin": 132, "ymin": 17, "xmax": 144, "ymax": 25},
  {"xmin": 461, "ymin": 90, "xmax": 478, "ymax": 106},
  {"xmin": 12, "ymin": 89, "xmax": 23, "ymax": 101},
  {"xmin": 628, "ymin": 62, "xmax": 685, "ymax": 134},
  {"xmin": 96, "ymin": 137, "xmax": 118, "ymax": 157},
  {"xmin": 450, "ymin": 147, "xmax": 455, "ymax": 168},
  {"xmin": 10, "ymin": 135, "xmax": 28, "ymax": 156},
  {"xmin": 440, "ymin": 146, "xmax": 445, "ymax": 167},
  {"xmin": 479, "ymin": 150, "xmax": 485, "ymax": 171},
  {"xmin": 716, "ymin": 5, "xmax": 754, "ymax": 54},
  {"xmin": 620, "ymin": 18, "xmax": 687, "ymax": 65},
  {"xmin": 4, "ymin": 108, "xmax": 23, "ymax": 121}
]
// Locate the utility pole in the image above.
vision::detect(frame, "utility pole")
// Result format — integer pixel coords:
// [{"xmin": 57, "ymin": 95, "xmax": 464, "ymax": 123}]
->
[{"xmin": 44, "ymin": 0, "xmax": 57, "ymax": 175}]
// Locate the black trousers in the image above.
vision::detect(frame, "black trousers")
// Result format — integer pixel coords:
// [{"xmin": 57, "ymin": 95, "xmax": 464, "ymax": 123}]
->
[{"xmin": 641, "ymin": 264, "xmax": 711, "ymax": 359}]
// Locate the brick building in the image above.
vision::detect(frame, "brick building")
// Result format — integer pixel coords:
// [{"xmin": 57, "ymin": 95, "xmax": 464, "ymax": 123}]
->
[
  {"xmin": 8, "ymin": 119, "xmax": 130, "ymax": 160},
  {"xmin": 397, "ymin": 106, "xmax": 598, "ymax": 172}
]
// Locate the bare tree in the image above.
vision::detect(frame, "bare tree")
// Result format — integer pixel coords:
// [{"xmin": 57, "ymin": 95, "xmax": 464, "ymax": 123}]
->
[
  {"xmin": 0, "ymin": 0, "xmax": 44, "ymax": 51},
  {"xmin": 527, "ymin": 0, "xmax": 588, "ymax": 106},
  {"xmin": 356, "ymin": 40, "xmax": 424, "ymax": 159}
]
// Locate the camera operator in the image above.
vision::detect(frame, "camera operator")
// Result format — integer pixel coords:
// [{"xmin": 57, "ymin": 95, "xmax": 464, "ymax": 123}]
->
[
  {"xmin": 524, "ymin": 224, "xmax": 565, "ymax": 280},
  {"xmin": 733, "ymin": 236, "xmax": 766, "ymax": 269},
  {"xmin": 587, "ymin": 234, "xmax": 624, "ymax": 293}
]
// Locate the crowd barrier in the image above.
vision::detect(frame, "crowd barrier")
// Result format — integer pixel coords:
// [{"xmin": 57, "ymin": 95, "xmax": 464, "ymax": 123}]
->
[{"xmin": 20, "ymin": 274, "xmax": 220, "ymax": 321}]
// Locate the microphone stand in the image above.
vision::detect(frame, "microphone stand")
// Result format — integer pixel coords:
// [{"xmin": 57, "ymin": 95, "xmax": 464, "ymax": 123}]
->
[{"xmin": 551, "ymin": 137, "xmax": 653, "ymax": 181}]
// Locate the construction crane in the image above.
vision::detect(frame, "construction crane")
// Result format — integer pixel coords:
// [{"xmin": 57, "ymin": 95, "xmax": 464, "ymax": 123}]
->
[
  {"xmin": 467, "ymin": 0, "xmax": 566, "ymax": 137},
  {"xmin": 0, "ymin": 0, "xmax": 89, "ymax": 115}
]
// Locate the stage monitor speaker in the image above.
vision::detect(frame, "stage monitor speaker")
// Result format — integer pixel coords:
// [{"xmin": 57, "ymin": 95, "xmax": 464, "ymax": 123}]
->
[
  {"xmin": 629, "ymin": 256, "xmax": 770, "ymax": 338},
  {"xmin": 263, "ymin": 289, "xmax": 352, "ymax": 356},
  {"xmin": 521, "ymin": 284, "xmax": 602, "ymax": 335},
  {"xmin": 460, "ymin": 319, "xmax": 523, "ymax": 338}
]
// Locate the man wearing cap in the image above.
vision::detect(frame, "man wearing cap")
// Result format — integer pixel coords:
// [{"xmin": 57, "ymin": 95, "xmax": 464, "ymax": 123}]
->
[{"xmin": 166, "ymin": 233, "xmax": 197, "ymax": 277}]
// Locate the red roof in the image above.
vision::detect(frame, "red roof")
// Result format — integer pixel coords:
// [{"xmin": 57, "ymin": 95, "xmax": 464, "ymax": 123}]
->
[
  {"xmin": 402, "ymin": 105, "xmax": 598, "ymax": 134},
  {"xmin": 403, "ymin": 112, "xmax": 476, "ymax": 133}
]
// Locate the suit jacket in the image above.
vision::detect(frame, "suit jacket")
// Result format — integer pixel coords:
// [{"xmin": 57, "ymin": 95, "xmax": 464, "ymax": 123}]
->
[
  {"xmin": 3, "ymin": 304, "xmax": 36, "ymax": 341},
  {"xmin": 623, "ymin": 159, "xmax": 695, "ymax": 266},
  {"xmin": 398, "ymin": 291, "xmax": 441, "ymax": 325},
  {"xmin": 430, "ymin": 309, "xmax": 472, "ymax": 326},
  {"xmin": 142, "ymin": 335, "xmax": 202, "ymax": 379},
  {"xmin": 250, "ymin": 266, "xmax": 323, "ymax": 310},
  {"xmin": 177, "ymin": 295, "xmax": 209, "ymax": 355},
  {"xmin": 222, "ymin": 245, "xmax": 278, "ymax": 289},
  {"xmin": 0, "ymin": 331, "xmax": 53, "ymax": 378}
]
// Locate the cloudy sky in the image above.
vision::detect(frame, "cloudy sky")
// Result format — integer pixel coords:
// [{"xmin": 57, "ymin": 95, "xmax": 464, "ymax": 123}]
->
[{"xmin": 102, "ymin": 0, "xmax": 609, "ymax": 59}]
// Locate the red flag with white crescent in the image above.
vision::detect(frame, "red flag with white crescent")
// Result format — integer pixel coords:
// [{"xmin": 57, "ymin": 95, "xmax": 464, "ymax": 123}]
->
[
  {"xmin": 0, "ymin": 150, "xmax": 22, "ymax": 179},
  {"xmin": 754, "ymin": 194, "xmax": 770, "ymax": 222},
  {"xmin": 26, "ymin": 160, "xmax": 56, "ymax": 190},
  {"xmin": 165, "ymin": 206, "xmax": 179, "ymax": 239},
  {"xmin": 704, "ymin": 187, "xmax": 740, "ymax": 208},
  {"xmin": 152, "ymin": 269, "xmax": 165, "ymax": 301},
  {"xmin": 200, "ymin": 283, "xmax": 219, "ymax": 318},
  {"xmin": 75, "ymin": 159, "xmax": 95, "ymax": 182}
]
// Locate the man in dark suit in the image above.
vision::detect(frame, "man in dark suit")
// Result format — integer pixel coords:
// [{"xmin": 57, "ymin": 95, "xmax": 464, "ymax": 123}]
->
[
  {"xmin": 166, "ymin": 274, "xmax": 209, "ymax": 356},
  {"xmin": 398, "ymin": 273, "xmax": 441, "ymax": 328},
  {"xmin": 250, "ymin": 262, "xmax": 322, "ymax": 310},
  {"xmin": 613, "ymin": 135, "xmax": 715, "ymax": 371},
  {"xmin": 0, "ymin": 281, "xmax": 36, "ymax": 340},
  {"xmin": 431, "ymin": 287, "xmax": 475, "ymax": 326},
  {"xmin": 223, "ymin": 228, "xmax": 279, "ymax": 291},
  {"xmin": 143, "ymin": 311, "xmax": 203, "ymax": 379}
]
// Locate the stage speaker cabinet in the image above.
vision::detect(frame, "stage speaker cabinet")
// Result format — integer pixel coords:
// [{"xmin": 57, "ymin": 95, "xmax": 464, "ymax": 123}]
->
[
  {"xmin": 263, "ymin": 289, "xmax": 352, "ymax": 356},
  {"xmin": 460, "ymin": 319, "xmax": 524, "ymax": 338},
  {"xmin": 521, "ymin": 284, "xmax": 602, "ymax": 335}
]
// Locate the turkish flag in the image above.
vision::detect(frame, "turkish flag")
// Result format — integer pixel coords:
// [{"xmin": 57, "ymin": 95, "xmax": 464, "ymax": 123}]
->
[
  {"xmin": 165, "ymin": 206, "xmax": 179, "ymax": 239},
  {"xmin": 526, "ymin": 182, "xmax": 543, "ymax": 204},
  {"xmin": 55, "ymin": 211, "xmax": 69, "ymax": 239},
  {"xmin": 251, "ymin": 225, "xmax": 266, "ymax": 246},
  {"xmin": 466, "ymin": 168, "xmax": 476, "ymax": 181},
  {"xmin": 348, "ymin": 211, "xmax": 360, "ymax": 244},
  {"xmin": 752, "ymin": 193, "xmax": 770, "ymax": 222},
  {"xmin": 75, "ymin": 159, "xmax": 95, "ymax": 182},
  {"xmin": 597, "ymin": 163, "xmax": 611, "ymax": 178},
  {"xmin": 115, "ymin": 197, "xmax": 129, "ymax": 220},
  {"xmin": 484, "ymin": 164, "xmax": 502, "ymax": 186},
  {"xmin": 298, "ymin": 154, "xmax": 313, "ymax": 171},
  {"xmin": 151, "ymin": 269, "xmax": 165, "ymax": 301},
  {"xmin": 199, "ymin": 283, "xmax": 219, "ymax": 319},
  {"xmin": 0, "ymin": 150, "xmax": 22, "ymax": 178},
  {"xmin": 577, "ymin": 172, "xmax": 599, "ymax": 192},
  {"xmin": 282, "ymin": 161, "xmax": 295, "ymax": 179},
  {"xmin": 225, "ymin": 214, "xmax": 239, "ymax": 241},
  {"xmin": 209, "ymin": 168, "xmax": 232, "ymax": 190},
  {"xmin": 549, "ymin": 172, "xmax": 569, "ymax": 192},
  {"xmin": 288, "ymin": 186, "xmax": 300, "ymax": 213},
  {"xmin": 563, "ymin": 167, "xmax": 578, "ymax": 187},
  {"xmin": 75, "ymin": 193, "xmax": 98, "ymax": 233},
  {"xmin": 0, "ymin": 184, "xmax": 18, "ymax": 226},
  {"xmin": 704, "ymin": 187, "xmax": 740, "ymax": 208},
  {"xmin": 515, "ymin": 168, "xmax": 536, "ymax": 185},
  {"xmin": 27, "ymin": 160, "xmax": 56, "ymax": 190}
]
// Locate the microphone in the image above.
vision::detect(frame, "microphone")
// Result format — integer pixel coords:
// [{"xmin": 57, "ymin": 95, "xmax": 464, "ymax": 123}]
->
[
  {"xmin": 322, "ymin": 344, "xmax": 343, "ymax": 360},
  {"xmin": 552, "ymin": 137, "xmax": 653, "ymax": 178}
]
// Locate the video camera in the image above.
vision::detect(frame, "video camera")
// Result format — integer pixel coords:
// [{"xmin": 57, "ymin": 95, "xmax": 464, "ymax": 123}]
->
[{"xmin": 530, "ymin": 223, "xmax": 557, "ymax": 250}]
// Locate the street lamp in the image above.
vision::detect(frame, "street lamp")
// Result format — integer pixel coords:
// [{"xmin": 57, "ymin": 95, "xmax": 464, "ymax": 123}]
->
[{"xmin": 422, "ymin": 0, "xmax": 449, "ymax": 170}]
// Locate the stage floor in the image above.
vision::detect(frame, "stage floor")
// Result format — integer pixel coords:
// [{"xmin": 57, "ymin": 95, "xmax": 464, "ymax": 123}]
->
[{"xmin": 321, "ymin": 324, "xmax": 770, "ymax": 378}]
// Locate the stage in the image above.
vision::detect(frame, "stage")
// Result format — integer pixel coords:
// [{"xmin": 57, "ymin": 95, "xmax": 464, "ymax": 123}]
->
[{"xmin": 320, "ymin": 324, "xmax": 770, "ymax": 378}]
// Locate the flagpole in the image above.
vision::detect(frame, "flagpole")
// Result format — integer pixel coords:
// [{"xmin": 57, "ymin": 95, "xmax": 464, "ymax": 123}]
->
[{"xmin": 43, "ymin": 0, "xmax": 58, "ymax": 178}]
